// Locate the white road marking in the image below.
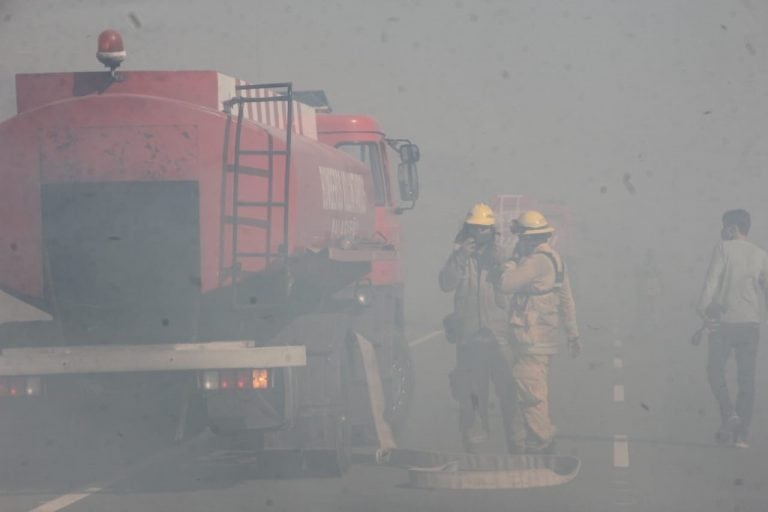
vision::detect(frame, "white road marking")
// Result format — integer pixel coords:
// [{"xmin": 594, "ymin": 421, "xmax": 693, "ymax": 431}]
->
[
  {"xmin": 409, "ymin": 329, "xmax": 443, "ymax": 347},
  {"xmin": 25, "ymin": 431, "xmax": 210, "ymax": 512},
  {"xmin": 28, "ymin": 488, "xmax": 103, "ymax": 512},
  {"xmin": 613, "ymin": 434, "xmax": 630, "ymax": 468},
  {"xmin": 610, "ymin": 338, "xmax": 633, "ymax": 498},
  {"xmin": 613, "ymin": 384, "xmax": 625, "ymax": 402}
]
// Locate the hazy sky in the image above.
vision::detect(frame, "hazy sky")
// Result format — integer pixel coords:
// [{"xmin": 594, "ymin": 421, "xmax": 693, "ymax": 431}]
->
[{"xmin": 2, "ymin": 0, "xmax": 767, "ymax": 328}]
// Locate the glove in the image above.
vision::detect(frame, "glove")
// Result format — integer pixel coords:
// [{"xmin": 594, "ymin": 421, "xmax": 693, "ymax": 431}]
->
[
  {"xmin": 458, "ymin": 237, "xmax": 477, "ymax": 257},
  {"xmin": 567, "ymin": 337, "xmax": 581, "ymax": 358},
  {"xmin": 487, "ymin": 263, "xmax": 504, "ymax": 285}
]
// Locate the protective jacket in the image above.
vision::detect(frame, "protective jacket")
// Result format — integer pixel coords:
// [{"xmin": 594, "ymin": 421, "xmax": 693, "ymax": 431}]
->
[
  {"xmin": 439, "ymin": 242, "xmax": 509, "ymax": 343},
  {"xmin": 499, "ymin": 243, "xmax": 579, "ymax": 355}
]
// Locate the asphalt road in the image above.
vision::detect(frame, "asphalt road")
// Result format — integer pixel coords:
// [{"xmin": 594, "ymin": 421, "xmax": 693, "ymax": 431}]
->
[{"xmin": 1, "ymin": 316, "xmax": 768, "ymax": 512}]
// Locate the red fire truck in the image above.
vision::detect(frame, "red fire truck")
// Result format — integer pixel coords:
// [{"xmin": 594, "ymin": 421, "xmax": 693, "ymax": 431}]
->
[{"xmin": 0, "ymin": 30, "xmax": 419, "ymax": 473}]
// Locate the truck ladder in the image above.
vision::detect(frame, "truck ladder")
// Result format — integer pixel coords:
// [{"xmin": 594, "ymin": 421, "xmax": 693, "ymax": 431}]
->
[{"xmin": 221, "ymin": 83, "xmax": 294, "ymax": 307}]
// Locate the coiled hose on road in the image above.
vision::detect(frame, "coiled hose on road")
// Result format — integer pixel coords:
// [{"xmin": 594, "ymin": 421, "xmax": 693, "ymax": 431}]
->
[{"xmin": 354, "ymin": 332, "xmax": 581, "ymax": 490}]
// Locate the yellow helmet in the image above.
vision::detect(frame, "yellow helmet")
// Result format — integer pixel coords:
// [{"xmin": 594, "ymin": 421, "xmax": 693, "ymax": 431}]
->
[
  {"xmin": 511, "ymin": 210, "xmax": 554, "ymax": 235},
  {"xmin": 465, "ymin": 203, "xmax": 496, "ymax": 226}
]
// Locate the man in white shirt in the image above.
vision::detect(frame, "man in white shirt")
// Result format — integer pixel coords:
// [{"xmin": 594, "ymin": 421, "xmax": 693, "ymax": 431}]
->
[{"xmin": 698, "ymin": 209, "xmax": 768, "ymax": 447}]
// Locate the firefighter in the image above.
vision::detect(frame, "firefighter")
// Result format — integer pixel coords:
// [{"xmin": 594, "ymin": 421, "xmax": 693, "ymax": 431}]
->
[
  {"xmin": 496, "ymin": 210, "xmax": 581, "ymax": 454},
  {"xmin": 697, "ymin": 209, "xmax": 768, "ymax": 448},
  {"xmin": 439, "ymin": 203, "xmax": 513, "ymax": 452}
]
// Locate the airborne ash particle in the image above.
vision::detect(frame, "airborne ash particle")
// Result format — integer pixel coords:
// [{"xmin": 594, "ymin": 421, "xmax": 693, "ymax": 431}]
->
[
  {"xmin": 128, "ymin": 12, "xmax": 142, "ymax": 29},
  {"xmin": 622, "ymin": 173, "xmax": 637, "ymax": 194}
]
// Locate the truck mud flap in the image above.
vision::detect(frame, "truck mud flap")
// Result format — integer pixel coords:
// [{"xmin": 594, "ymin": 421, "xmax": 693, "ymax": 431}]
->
[
  {"xmin": 353, "ymin": 331, "xmax": 581, "ymax": 490},
  {"xmin": 353, "ymin": 332, "xmax": 396, "ymax": 451}
]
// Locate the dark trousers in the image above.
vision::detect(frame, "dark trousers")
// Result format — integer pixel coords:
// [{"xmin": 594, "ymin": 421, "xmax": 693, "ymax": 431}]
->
[
  {"xmin": 452, "ymin": 343, "xmax": 491, "ymax": 445},
  {"xmin": 451, "ymin": 340, "xmax": 521, "ymax": 453},
  {"xmin": 707, "ymin": 322, "xmax": 759, "ymax": 436}
]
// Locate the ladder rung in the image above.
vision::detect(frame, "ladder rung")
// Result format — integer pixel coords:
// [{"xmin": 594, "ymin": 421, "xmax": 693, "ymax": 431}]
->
[
  {"xmin": 235, "ymin": 96, "xmax": 291, "ymax": 104},
  {"xmin": 235, "ymin": 252, "xmax": 281, "ymax": 258},
  {"xmin": 226, "ymin": 164, "xmax": 271, "ymax": 177},
  {"xmin": 237, "ymin": 201, "xmax": 286, "ymax": 207},
  {"xmin": 224, "ymin": 216, "xmax": 268, "ymax": 228},
  {"xmin": 236, "ymin": 82, "xmax": 291, "ymax": 91},
  {"xmin": 239, "ymin": 150, "xmax": 289, "ymax": 156}
]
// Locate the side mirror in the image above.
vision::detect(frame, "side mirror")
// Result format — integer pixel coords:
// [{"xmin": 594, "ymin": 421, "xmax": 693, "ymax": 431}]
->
[
  {"xmin": 399, "ymin": 143, "xmax": 420, "ymax": 164},
  {"xmin": 397, "ymin": 161, "xmax": 419, "ymax": 202}
]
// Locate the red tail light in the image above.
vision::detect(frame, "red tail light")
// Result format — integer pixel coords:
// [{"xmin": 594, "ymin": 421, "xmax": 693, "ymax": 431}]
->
[
  {"xmin": 198, "ymin": 369, "xmax": 270, "ymax": 390},
  {"xmin": 0, "ymin": 377, "xmax": 42, "ymax": 397},
  {"xmin": 236, "ymin": 370, "xmax": 250, "ymax": 389}
]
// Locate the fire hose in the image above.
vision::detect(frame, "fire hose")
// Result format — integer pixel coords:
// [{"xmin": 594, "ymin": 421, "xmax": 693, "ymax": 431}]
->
[{"xmin": 354, "ymin": 332, "xmax": 581, "ymax": 489}]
